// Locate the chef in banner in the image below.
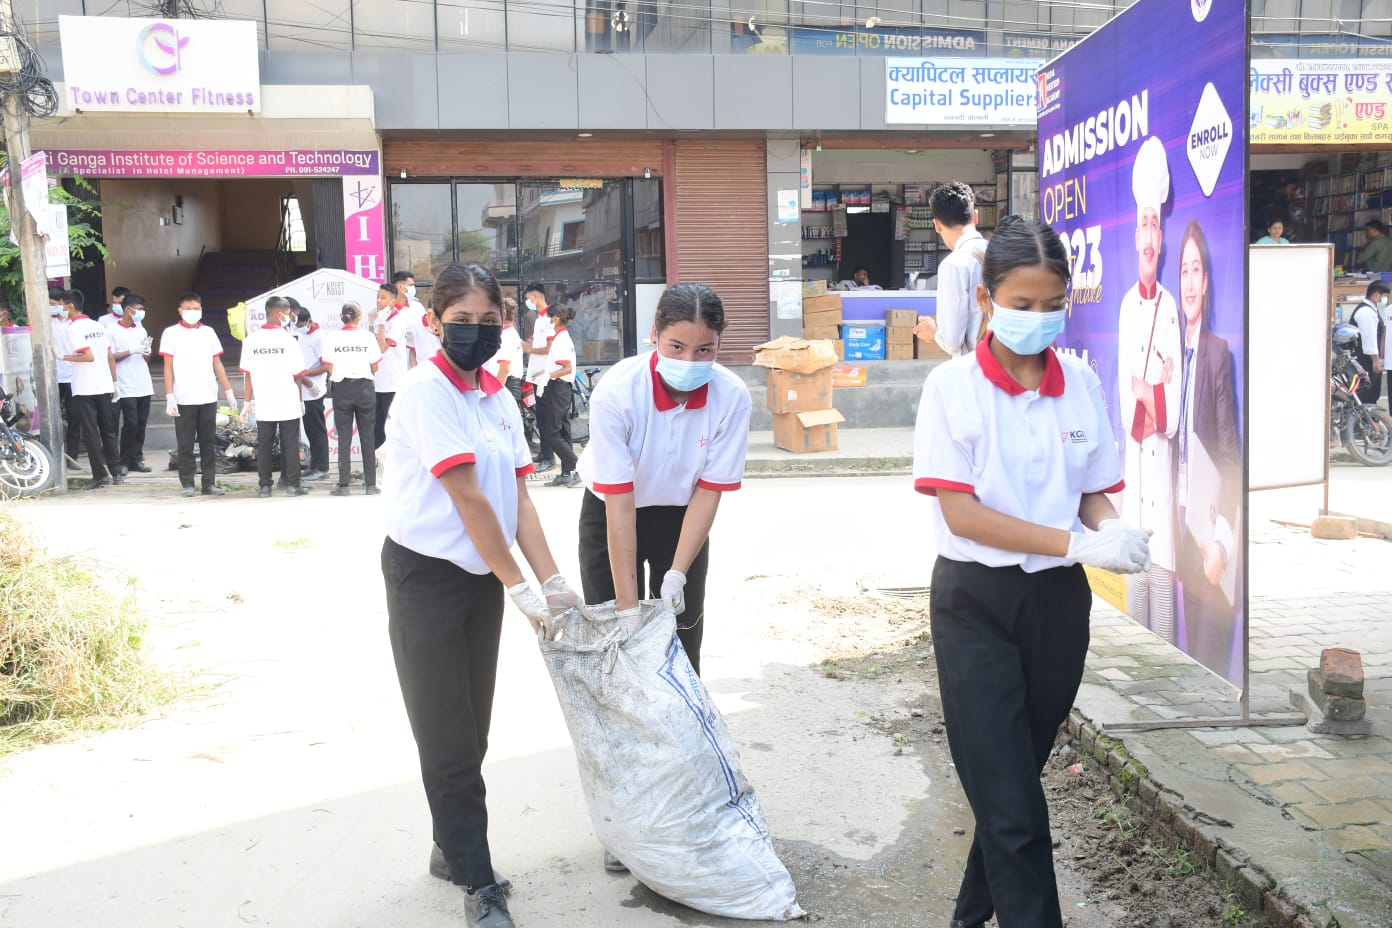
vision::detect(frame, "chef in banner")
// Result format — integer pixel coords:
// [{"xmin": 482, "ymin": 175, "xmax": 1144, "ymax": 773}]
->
[{"xmin": 1117, "ymin": 136, "xmax": 1181, "ymax": 644}]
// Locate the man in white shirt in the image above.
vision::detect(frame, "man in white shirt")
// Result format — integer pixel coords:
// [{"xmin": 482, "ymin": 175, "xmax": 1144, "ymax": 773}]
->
[
  {"xmin": 521, "ymin": 282, "xmax": 557, "ymax": 473},
  {"xmin": 1349, "ymin": 280, "xmax": 1387, "ymax": 405},
  {"xmin": 242, "ymin": 296, "xmax": 311, "ymax": 497},
  {"xmin": 914, "ymin": 182, "xmax": 986, "ymax": 357},
  {"xmin": 110, "ymin": 293, "xmax": 155, "ymax": 474},
  {"xmin": 100, "ymin": 285, "xmax": 130, "ymax": 332},
  {"xmin": 293, "ymin": 305, "xmax": 330, "ymax": 480},
  {"xmin": 373, "ymin": 281, "xmax": 411, "ymax": 450},
  {"xmin": 161, "ymin": 291, "xmax": 238, "ymax": 498},
  {"xmin": 57, "ymin": 290, "xmax": 122, "ymax": 489},
  {"xmin": 1381, "ymin": 286, "xmax": 1392, "ymax": 417},
  {"xmin": 48, "ymin": 287, "xmax": 84, "ymax": 469}
]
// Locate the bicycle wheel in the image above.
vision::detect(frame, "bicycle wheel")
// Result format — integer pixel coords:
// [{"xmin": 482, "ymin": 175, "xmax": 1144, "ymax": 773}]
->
[{"xmin": 1343, "ymin": 405, "xmax": 1392, "ymax": 466}]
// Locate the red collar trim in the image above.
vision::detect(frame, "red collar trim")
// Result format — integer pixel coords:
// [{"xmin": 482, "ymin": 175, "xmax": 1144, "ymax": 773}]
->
[
  {"xmin": 503, "ymin": 323, "xmax": 515, "ymax": 331},
  {"xmin": 388, "ymin": 305, "xmax": 404, "ymax": 319},
  {"xmin": 342, "ymin": 324, "xmax": 359, "ymax": 330},
  {"xmin": 118, "ymin": 320, "xmax": 136, "ymax": 328},
  {"xmin": 430, "ymin": 352, "xmax": 505, "ymax": 395},
  {"xmin": 1137, "ymin": 279, "xmax": 1159, "ymax": 301},
  {"xmin": 537, "ymin": 307, "xmax": 549, "ymax": 317},
  {"xmin": 260, "ymin": 323, "xmax": 282, "ymax": 330},
  {"xmin": 648, "ymin": 351, "xmax": 710, "ymax": 411},
  {"xmin": 421, "ymin": 313, "xmax": 431, "ymax": 327},
  {"xmin": 72, "ymin": 313, "xmax": 90, "ymax": 321},
  {"xmin": 179, "ymin": 321, "xmax": 201, "ymax": 328},
  {"xmin": 975, "ymin": 334, "xmax": 1065, "ymax": 397},
  {"xmin": 307, "ymin": 324, "xmax": 320, "ymax": 334}
]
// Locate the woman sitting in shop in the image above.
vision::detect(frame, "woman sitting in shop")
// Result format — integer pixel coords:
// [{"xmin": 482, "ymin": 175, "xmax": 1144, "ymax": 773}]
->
[{"xmin": 1254, "ymin": 217, "xmax": 1290, "ymax": 245}]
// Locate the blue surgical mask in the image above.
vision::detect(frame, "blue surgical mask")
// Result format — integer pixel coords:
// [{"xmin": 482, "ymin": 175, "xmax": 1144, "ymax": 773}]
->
[
  {"xmin": 655, "ymin": 355, "xmax": 715, "ymax": 393},
  {"xmin": 988, "ymin": 303, "xmax": 1067, "ymax": 356},
  {"xmin": 132, "ymin": 308, "xmax": 145, "ymax": 324}
]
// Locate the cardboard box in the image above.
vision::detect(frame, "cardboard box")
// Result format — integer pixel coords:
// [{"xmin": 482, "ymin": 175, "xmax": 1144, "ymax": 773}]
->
[
  {"xmin": 831, "ymin": 364, "xmax": 867, "ymax": 388},
  {"xmin": 916, "ymin": 335, "xmax": 951, "ymax": 360},
  {"xmin": 801, "ymin": 279, "xmax": 828, "ymax": 299},
  {"xmin": 802, "ymin": 323, "xmax": 841, "ymax": 341},
  {"xmin": 773, "ymin": 408, "xmax": 845, "ymax": 454},
  {"xmin": 840, "ymin": 323, "xmax": 886, "ymax": 361},
  {"xmin": 752, "ymin": 336, "xmax": 840, "ymax": 374},
  {"xmin": 886, "ymin": 325, "xmax": 915, "ymax": 345},
  {"xmin": 885, "ymin": 309, "xmax": 919, "ymax": 328},
  {"xmin": 886, "ymin": 343, "xmax": 914, "ymax": 361},
  {"xmin": 803, "ymin": 307, "xmax": 843, "ymax": 328},
  {"xmin": 832, "ymin": 339, "xmax": 844, "ymax": 360},
  {"xmin": 802, "ymin": 294, "xmax": 843, "ymax": 315},
  {"xmin": 766, "ymin": 368, "xmax": 833, "ymax": 414}
]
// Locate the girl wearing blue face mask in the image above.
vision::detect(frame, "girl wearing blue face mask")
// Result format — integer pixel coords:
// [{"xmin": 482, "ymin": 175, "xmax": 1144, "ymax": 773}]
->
[
  {"xmin": 575, "ymin": 283, "xmax": 751, "ymax": 690},
  {"xmin": 913, "ymin": 217, "xmax": 1152, "ymax": 928}
]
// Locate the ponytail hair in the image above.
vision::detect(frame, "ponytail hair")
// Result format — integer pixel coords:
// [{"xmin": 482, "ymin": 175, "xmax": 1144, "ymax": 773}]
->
[{"xmin": 341, "ymin": 301, "xmax": 362, "ymax": 325}]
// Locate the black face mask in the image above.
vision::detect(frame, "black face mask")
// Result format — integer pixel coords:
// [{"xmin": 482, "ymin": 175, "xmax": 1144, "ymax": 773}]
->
[{"xmin": 441, "ymin": 322, "xmax": 503, "ymax": 371}]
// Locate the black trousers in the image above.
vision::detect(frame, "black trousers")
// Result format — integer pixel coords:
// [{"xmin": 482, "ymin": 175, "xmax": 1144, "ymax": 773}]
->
[
  {"xmin": 374, "ymin": 390, "xmax": 395, "ymax": 449},
  {"xmin": 117, "ymin": 394, "xmax": 151, "ymax": 467},
  {"xmin": 382, "ymin": 536, "xmax": 503, "ymax": 891},
  {"xmin": 930, "ymin": 557, "xmax": 1091, "ymax": 928},
  {"xmin": 59, "ymin": 382, "xmax": 82, "ymax": 457},
  {"xmin": 577, "ymin": 489, "xmax": 710, "ymax": 674},
  {"xmin": 257, "ymin": 418, "xmax": 302, "ymax": 488},
  {"xmin": 1386, "ymin": 372, "xmax": 1392, "ymax": 418},
  {"xmin": 1355, "ymin": 352, "xmax": 1383, "ymax": 404},
  {"xmin": 334, "ymin": 378, "xmax": 376, "ymax": 487},
  {"xmin": 73, "ymin": 393, "xmax": 119, "ymax": 480},
  {"xmin": 302, "ymin": 397, "xmax": 329, "ymax": 473},
  {"xmin": 541, "ymin": 380, "xmax": 577, "ymax": 474},
  {"xmin": 533, "ymin": 381, "xmax": 553, "ymax": 465},
  {"xmin": 175, "ymin": 402, "xmax": 218, "ymax": 491}
]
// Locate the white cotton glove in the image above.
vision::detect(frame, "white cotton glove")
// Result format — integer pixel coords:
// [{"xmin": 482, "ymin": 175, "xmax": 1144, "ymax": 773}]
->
[
  {"xmin": 243, "ymin": 400, "xmax": 256, "ymax": 426},
  {"xmin": 1067, "ymin": 519, "xmax": 1152, "ymax": 574},
  {"xmin": 660, "ymin": 569, "xmax": 687, "ymax": 616},
  {"xmin": 166, "ymin": 393, "xmax": 179, "ymax": 417},
  {"xmin": 110, "ymin": 384, "xmax": 120, "ymax": 403},
  {"xmin": 224, "ymin": 388, "xmax": 238, "ymax": 413},
  {"xmin": 540, "ymin": 574, "xmax": 583, "ymax": 616},
  {"xmin": 615, "ymin": 606, "xmax": 644, "ymax": 636},
  {"xmin": 507, "ymin": 582, "xmax": 554, "ymax": 639}
]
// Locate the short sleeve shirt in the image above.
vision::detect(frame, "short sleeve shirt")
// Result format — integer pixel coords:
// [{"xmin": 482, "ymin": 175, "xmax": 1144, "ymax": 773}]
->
[
  {"xmin": 241, "ymin": 325, "xmax": 307, "ymax": 422},
  {"xmin": 159, "ymin": 323, "xmax": 224, "ymax": 405},
  {"xmin": 68, "ymin": 315, "xmax": 115, "ymax": 396},
  {"xmin": 406, "ymin": 312, "xmax": 442, "ymax": 366},
  {"xmin": 111, "ymin": 322, "xmax": 154, "ymax": 396},
  {"xmin": 322, "ymin": 326, "xmax": 382, "ymax": 381},
  {"xmin": 50, "ymin": 313, "xmax": 74, "ymax": 383},
  {"xmin": 912, "ymin": 336, "xmax": 1124, "ymax": 573},
  {"xmin": 577, "ymin": 352, "xmax": 752, "ymax": 508},
  {"xmin": 383, "ymin": 356, "xmax": 535, "ymax": 575},
  {"xmin": 484, "ymin": 324, "xmax": 522, "ymax": 380},
  {"xmin": 547, "ymin": 328, "xmax": 577, "ymax": 383},
  {"xmin": 297, "ymin": 325, "xmax": 328, "ymax": 400},
  {"xmin": 373, "ymin": 308, "xmax": 412, "ymax": 392}
]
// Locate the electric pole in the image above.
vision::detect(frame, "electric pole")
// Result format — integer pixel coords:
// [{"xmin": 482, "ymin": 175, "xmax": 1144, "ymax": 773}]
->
[{"xmin": 0, "ymin": 0, "xmax": 64, "ymax": 492}]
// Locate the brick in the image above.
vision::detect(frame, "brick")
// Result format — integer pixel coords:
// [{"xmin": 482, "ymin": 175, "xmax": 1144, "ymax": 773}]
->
[
  {"xmin": 1291, "ymin": 799, "xmax": 1386, "ymax": 829},
  {"xmin": 1308, "ymin": 670, "xmax": 1368, "ymax": 721},
  {"xmin": 1323, "ymin": 825, "xmax": 1392, "ymax": 852},
  {"xmin": 1311, "ymin": 515, "xmax": 1358, "ymax": 539},
  {"xmin": 1096, "ymin": 667, "xmax": 1133, "ymax": 682},
  {"xmin": 1214, "ymin": 744, "xmax": 1261, "ymax": 764},
  {"xmin": 1267, "ymin": 781, "xmax": 1325, "ymax": 806},
  {"xmin": 1316, "ymin": 647, "xmax": 1365, "ymax": 698},
  {"xmin": 1314, "ymin": 757, "xmax": 1392, "ymax": 778},
  {"xmin": 1305, "ymin": 776, "xmax": 1390, "ymax": 805},
  {"xmin": 1235, "ymin": 760, "xmax": 1329, "ymax": 785}
]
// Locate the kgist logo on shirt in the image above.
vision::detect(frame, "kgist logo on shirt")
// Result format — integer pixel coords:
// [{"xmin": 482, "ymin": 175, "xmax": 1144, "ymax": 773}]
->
[
  {"xmin": 337, "ymin": 346, "xmax": 371, "ymax": 353},
  {"xmin": 1061, "ymin": 429, "xmax": 1088, "ymax": 444},
  {"xmin": 84, "ymin": 331, "xmax": 105, "ymax": 342},
  {"xmin": 251, "ymin": 347, "xmax": 287, "ymax": 356}
]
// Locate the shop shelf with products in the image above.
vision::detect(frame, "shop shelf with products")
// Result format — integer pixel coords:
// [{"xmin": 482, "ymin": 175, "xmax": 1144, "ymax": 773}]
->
[{"xmin": 1303, "ymin": 153, "xmax": 1392, "ymax": 270}]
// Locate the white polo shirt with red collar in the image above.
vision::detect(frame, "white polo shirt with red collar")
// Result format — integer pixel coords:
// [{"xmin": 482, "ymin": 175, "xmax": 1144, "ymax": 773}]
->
[
  {"xmin": 241, "ymin": 324, "xmax": 307, "ymax": 422},
  {"xmin": 383, "ymin": 353, "xmax": 535, "ymax": 575},
  {"xmin": 577, "ymin": 351, "xmax": 752, "ymax": 508},
  {"xmin": 111, "ymin": 320, "xmax": 154, "ymax": 397},
  {"xmin": 67, "ymin": 314, "xmax": 115, "ymax": 397},
  {"xmin": 913, "ymin": 335, "xmax": 1124, "ymax": 573},
  {"xmin": 374, "ymin": 305, "xmax": 412, "ymax": 392},
  {"xmin": 405, "ymin": 311, "xmax": 442, "ymax": 366},
  {"xmin": 159, "ymin": 321, "xmax": 224, "ymax": 405}
]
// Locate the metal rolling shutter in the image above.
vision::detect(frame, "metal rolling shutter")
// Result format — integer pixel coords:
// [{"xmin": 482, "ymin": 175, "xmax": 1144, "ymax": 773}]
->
[{"xmin": 672, "ymin": 141, "xmax": 768, "ymax": 364}]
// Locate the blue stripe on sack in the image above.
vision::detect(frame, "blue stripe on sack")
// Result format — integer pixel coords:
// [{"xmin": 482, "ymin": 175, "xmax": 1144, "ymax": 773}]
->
[{"xmin": 656, "ymin": 637, "xmax": 765, "ymax": 834}]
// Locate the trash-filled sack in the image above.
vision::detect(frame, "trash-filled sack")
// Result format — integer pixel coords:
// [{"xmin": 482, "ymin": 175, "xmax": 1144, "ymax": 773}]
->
[{"xmin": 539, "ymin": 600, "xmax": 805, "ymax": 921}]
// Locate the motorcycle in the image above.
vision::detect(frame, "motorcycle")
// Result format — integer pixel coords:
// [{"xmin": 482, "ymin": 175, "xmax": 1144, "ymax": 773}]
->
[
  {"xmin": 0, "ymin": 388, "xmax": 54, "ymax": 498},
  {"xmin": 1330, "ymin": 324, "xmax": 1392, "ymax": 466}
]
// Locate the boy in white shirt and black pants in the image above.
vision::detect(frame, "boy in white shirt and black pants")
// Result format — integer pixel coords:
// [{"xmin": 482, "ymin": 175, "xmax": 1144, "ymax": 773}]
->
[
  {"xmin": 58, "ymin": 290, "xmax": 122, "ymax": 490},
  {"xmin": 48, "ymin": 287, "xmax": 84, "ymax": 468},
  {"xmin": 160, "ymin": 292, "xmax": 238, "ymax": 498},
  {"xmin": 243, "ymin": 296, "xmax": 311, "ymax": 497},
  {"xmin": 111, "ymin": 293, "xmax": 154, "ymax": 474},
  {"xmin": 294, "ymin": 306, "xmax": 331, "ymax": 480}
]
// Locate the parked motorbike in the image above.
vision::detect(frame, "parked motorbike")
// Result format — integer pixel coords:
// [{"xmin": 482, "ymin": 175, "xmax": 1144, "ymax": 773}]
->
[
  {"xmin": 1330, "ymin": 325, "xmax": 1392, "ymax": 466},
  {"xmin": 0, "ymin": 389, "xmax": 53, "ymax": 498}
]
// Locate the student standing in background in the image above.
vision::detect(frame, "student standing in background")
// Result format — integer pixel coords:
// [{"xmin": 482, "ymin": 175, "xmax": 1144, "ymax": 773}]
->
[
  {"xmin": 374, "ymin": 281, "xmax": 411, "ymax": 450},
  {"xmin": 915, "ymin": 182, "xmax": 987, "ymax": 358},
  {"xmin": 110, "ymin": 293, "xmax": 154, "ymax": 475},
  {"xmin": 294, "ymin": 306, "xmax": 331, "ymax": 482},
  {"xmin": 60, "ymin": 290, "xmax": 122, "ymax": 490},
  {"xmin": 161, "ymin": 292, "xmax": 237, "ymax": 499}
]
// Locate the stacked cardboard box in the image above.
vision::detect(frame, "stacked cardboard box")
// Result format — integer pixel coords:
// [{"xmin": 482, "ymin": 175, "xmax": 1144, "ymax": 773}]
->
[
  {"xmin": 801, "ymin": 294, "xmax": 844, "ymax": 359},
  {"xmin": 753, "ymin": 336, "xmax": 845, "ymax": 454},
  {"xmin": 885, "ymin": 309, "xmax": 916, "ymax": 361}
]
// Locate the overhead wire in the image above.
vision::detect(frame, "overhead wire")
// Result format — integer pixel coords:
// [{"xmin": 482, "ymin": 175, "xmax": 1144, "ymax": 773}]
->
[{"xmin": 0, "ymin": 11, "xmax": 57, "ymax": 118}]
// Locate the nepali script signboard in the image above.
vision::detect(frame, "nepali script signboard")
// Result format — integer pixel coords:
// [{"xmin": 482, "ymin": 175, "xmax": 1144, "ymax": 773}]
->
[
  {"xmin": 1250, "ymin": 60, "xmax": 1392, "ymax": 144},
  {"xmin": 1036, "ymin": 0, "xmax": 1250, "ymax": 688},
  {"xmin": 885, "ymin": 58, "xmax": 1041, "ymax": 126}
]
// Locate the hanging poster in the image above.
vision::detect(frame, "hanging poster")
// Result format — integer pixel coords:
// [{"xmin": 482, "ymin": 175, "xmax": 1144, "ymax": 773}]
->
[{"xmin": 1249, "ymin": 60, "xmax": 1392, "ymax": 144}]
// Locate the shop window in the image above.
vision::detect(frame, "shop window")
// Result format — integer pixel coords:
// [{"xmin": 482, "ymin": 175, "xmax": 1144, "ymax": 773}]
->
[
  {"xmin": 437, "ymin": 0, "xmax": 507, "ymax": 50},
  {"xmin": 560, "ymin": 220, "xmax": 585, "ymax": 252},
  {"xmin": 281, "ymin": 196, "xmax": 307, "ymax": 253},
  {"xmin": 455, "ymin": 183, "xmax": 518, "ymax": 278},
  {"xmin": 507, "ymin": 0, "xmax": 579, "ymax": 52},
  {"xmin": 519, "ymin": 180, "xmax": 623, "ymax": 282},
  {"xmin": 390, "ymin": 183, "xmax": 455, "ymax": 289},
  {"xmin": 354, "ymin": 0, "xmax": 436, "ymax": 49},
  {"xmin": 266, "ymin": 0, "xmax": 353, "ymax": 49}
]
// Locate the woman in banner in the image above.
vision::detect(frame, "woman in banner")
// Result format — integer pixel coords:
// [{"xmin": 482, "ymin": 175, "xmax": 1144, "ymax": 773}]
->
[
  {"xmin": 913, "ymin": 216, "xmax": 1151, "ymax": 928},
  {"xmin": 1174, "ymin": 219, "xmax": 1241, "ymax": 679}
]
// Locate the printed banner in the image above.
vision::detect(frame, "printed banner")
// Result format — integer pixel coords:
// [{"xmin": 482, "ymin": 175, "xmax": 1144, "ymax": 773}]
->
[
  {"xmin": 1250, "ymin": 60, "xmax": 1392, "ymax": 144},
  {"xmin": 885, "ymin": 57, "xmax": 1042, "ymax": 126},
  {"xmin": 1037, "ymin": 0, "xmax": 1249, "ymax": 686},
  {"xmin": 787, "ymin": 26, "xmax": 984, "ymax": 57},
  {"xmin": 45, "ymin": 149, "xmax": 380, "ymax": 179},
  {"xmin": 343, "ymin": 175, "xmax": 387, "ymax": 283}
]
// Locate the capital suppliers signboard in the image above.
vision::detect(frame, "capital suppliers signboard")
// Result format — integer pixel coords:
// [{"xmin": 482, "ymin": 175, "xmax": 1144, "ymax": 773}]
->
[
  {"xmin": 58, "ymin": 16, "xmax": 260, "ymax": 114},
  {"xmin": 1036, "ymin": 0, "xmax": 1249, "ymax": 686},
  {"xmin": 885, "ymin": 57, "xmax": 1042, "ymax": 125}
]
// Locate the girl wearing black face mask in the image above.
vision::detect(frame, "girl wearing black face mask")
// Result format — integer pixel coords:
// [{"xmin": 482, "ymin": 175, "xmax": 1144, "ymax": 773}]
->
[{"xmin": 379, "ymin": 263, "xmax": 581, "ymax": 928}]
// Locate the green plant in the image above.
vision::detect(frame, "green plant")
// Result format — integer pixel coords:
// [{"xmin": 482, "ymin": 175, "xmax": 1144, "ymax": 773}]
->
[
  {"xmin": 1098, "ymin": 801, "xmax": 1137, "ymax": 841},
  {"xmin": 1169, "ymin": 846, "xmax": 1194, "ymax": 877},
  {"xmin": 0, "ymin": 162, "xmax": 108, "ymax": 324},
  {"xmin": 1222, "ymin": 902, "xmax": 1245, "ymax": 926}
]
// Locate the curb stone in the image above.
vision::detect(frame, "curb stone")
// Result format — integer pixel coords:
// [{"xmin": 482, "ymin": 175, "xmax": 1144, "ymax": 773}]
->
[{"xmin": 1062, "ymin": 709, "xmax": 1343, "ymax": 928}]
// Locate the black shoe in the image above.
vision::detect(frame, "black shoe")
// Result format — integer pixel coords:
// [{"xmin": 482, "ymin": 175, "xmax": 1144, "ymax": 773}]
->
[
  {"xmin": 128, "ymin": 461, "xmax": 152, "ymax": 473},
  {"xmin": 118, "ymin": 465, "xmax": 129, "ymax": 477},
  {"xmin": 302, "ymin": 469, "xmax": 327, "ymax": 482},
  {"xmin": 533, "ymin": 461, "xmax": 555, "ymax": 476},
  {"xmin": 427, "ymin": 844, "xmax": 512, "ymax": 894},
  {"xmin": 565, "ymin": 473, "xmax": 582, "ymax": 488},
  {"xmin": 603, "ymin": 850, "xmax": 629, "ymax": 873},
  {"xmin": 181, "ymin": 487, "xmax": 197, "ymax": 498},
  {"xmin": 545, "ymin": 473, "xmax": 573, "ymax": 487},
  {"xmin": 83, "ymin": 476, "xmax": 110, "ymax": 491},
  {"xmin": 111, "ymin": 474, "xmax": 125, "ymax": 485},
  {"xmin": 364, "ymin": 485, "xmax": 381, "ymax": 496},
  {"xmin": 285, "ymin": 485, "xmax": 312, "ymax": 496},
  {"xmin": 64, "ymin": 453, "xmax": 83, "ymax": 470},
  {"xmin": 330, "ymin": 485, "xmax": 352, "ymax": 497},
  {"xmin": 258, "ymin": 487, "xmax": 272, "ymax": 498},
  {"xmin": 950, "ymin": 920, "xmax": 987, "ymax": 928},
  {"xmin": 465, "ymin": 884, "xmax": 513, "ymax": 927},
  {"xmin": 202, "ymin": 486, "xmax": 226, "ymax": 497}
]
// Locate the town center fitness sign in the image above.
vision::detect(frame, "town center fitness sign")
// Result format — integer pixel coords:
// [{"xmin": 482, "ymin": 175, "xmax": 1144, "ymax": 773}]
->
[{"xmin": 58, "ymin": 16, "xmax": 260, "ymax": 114}]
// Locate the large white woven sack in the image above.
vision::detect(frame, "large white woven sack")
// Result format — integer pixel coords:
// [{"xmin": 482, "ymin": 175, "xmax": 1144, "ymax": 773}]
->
[{"xmin": 539, "ymin": 600, "xmax": 805, "ymax": 921}]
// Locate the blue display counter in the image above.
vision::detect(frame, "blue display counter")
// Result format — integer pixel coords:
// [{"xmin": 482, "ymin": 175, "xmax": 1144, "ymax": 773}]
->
[{"xmin": 838, "ymin": 289, "xmax": 938, "ymax": 323}]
